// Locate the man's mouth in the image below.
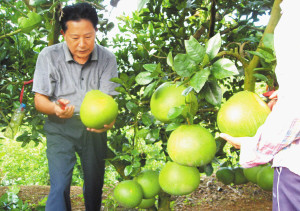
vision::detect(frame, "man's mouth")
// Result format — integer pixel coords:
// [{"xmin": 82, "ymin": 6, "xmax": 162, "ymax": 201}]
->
[{"xmin": 78, "ymin": 50, "xmax": 88, "ymax": 53}]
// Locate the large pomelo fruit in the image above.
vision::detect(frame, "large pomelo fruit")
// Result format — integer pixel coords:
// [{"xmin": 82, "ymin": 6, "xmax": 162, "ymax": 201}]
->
[
  {"xmin": 134, "ymin": 170, "xmax": 161, "ymax": 199},
  {"xmin": 167, "ymin": 124, "xmax": 216, "ymax": 167},
  {"xmin": 217, "ymin": 91, "xmax": 270, "ymax": 137},
  {"xmin": 80, "ymin": 90, "xmax": 118, "ymax": 129},
  {"xmin": 159, "ymin": 162, "xmax": 200, "ymax": 196},
  {"xmin": 243, "ymin": 165, "xmax": 264, "ymax": 184},
  {"xmin": 233, "ymin": 167, "xmax": 248, "ymax": 185},
  {"xmin": 113, "ymin": 180, "xmax": 143, "ymax": 208},
  {"xmin": 216, "ymin": 167, "xmax": 234, "ymax": 185},
  {"xmin": 257, "ymin": 165, "xmax": 274, "ymax": 191},
  {"xmin": 150, "ymin": 82, "xmax": 198, "ymax": 123},
  {"xmin": 138, "ymin": 198, "xmax": 156, "ymax": 209}
]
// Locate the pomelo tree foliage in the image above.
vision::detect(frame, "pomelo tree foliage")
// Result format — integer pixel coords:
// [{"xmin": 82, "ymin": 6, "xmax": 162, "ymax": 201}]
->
[{"xmin": 1, "ymin": 0, "xmax": 282, "ymax": 209}]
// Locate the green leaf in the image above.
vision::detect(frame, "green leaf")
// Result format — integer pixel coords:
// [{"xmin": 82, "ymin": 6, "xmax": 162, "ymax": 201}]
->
[
  {"xmin": 29, "ymin": 0, "xmax": 48, "ymax": 6},
  {"xmin": 167, "ymin": 105, "xmax": 185, "ymax": 119},
  {"xmin": 253, "ymin": 73, "xmax": 269, "ymax": 82},
  {"xmin": 115, "ymin": 86, "xmax": 126, "ymax": 94},
  {"xmin": 126, "ymin": 101, "xmax": 139, "ymax": 114},
  {"xmin": 262, "ymin": 33, "xmax": 274, "ymax": 50},
  {"xmin": 110, "ymin": 77, "xmax": 124, "ymax": 85},
  {"xmin": 202, "ymin": 54, "xmax": 210, "ymax": 66},
  {"xmin": 190, "ymin": 68, "xmax": 211, "ymax": 93},
  {"xmin": 135, "ymin": 71, "xmax": 153, "ymax": 85},
  {"xmin": 205, "ymin": 33, "xmax": 221, "ymax": 60},
  {"xmin": 136, "ymin": 128, "xmax": 149, "ymax": 139},
  {"xmin": 141, "ymin": 113, "xmax": 152, "ymax": 126},
  {"xmin": 204, "ymin": 163, "xmax": 214, "ymax": 176},
  {"xmin": 166, "ymin": 122, "xmax": 181, "ymax": 131},
  {"xmin": 167, "ymin": 51, "xmax": 174, "ymax": 67},
  {"xmin": 211, "ymin": 58, "xmax": 239, "ymax": 79},
  {"xmin": 184, "ymin": 36, "xmax": 205, "ymax": 63},
  {"xmin": 18, "ymin": 12, "xmax": 42, "ymax": 33},
  {"xmin": 203, "ymin": 81, "xmax": 222, "ymax": 106},
  {"xmin": 124, "ymin": 165, "xmax": 133, "ymax": 176},
  {"xmin": 143, "ymin": 81, "xmax": 158, "ymax": 98},
  {"xmin": 138, "ymin": 0, "xmax": 150, "ymax": 11},
  {"xmin": 174, "ymin": 54, "xmax": 197, "ymax": 77},
  {"xmin": 143, "ymin": 64, "xmax": 157, "ymax": 72},
  {"xmin": 145, "ymin": 129, "xmax": 160, "ymax": 144}
]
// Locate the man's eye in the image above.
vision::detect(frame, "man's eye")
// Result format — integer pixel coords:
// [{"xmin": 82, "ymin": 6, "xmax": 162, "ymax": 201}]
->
[{"xmin": 72, "ymin": 38, "xmax": 79, "ymax": 40}]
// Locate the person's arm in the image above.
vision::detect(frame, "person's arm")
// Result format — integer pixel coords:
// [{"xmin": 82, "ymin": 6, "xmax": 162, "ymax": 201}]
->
[{"xmin": 34, "ymin": 93, "xmax": 75, "ymax": 119}]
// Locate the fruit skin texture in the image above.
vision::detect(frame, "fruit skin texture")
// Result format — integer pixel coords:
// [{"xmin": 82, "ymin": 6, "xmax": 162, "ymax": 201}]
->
[
  {"xmin": 159, "ymin": 162, "xmax": 200, "ymax": 196},
  {"xmin": 138, "ymin": 198, "xmax": 156, "ymax": 209},
  {"xmin": 217, "ymin": 91, "xmax": 270, "ymax": 137},
  {"xmin": 216, "ymin": 167, "xmax": 235, "ymax": 185},
  {"xmin": 257, "ymin": 165, "xmax": 274, "ymax": 191},
  {"xmin": 167, "ymin": 124, "xmax": 216, "ymax": 167},
  {"xmin": 134, "ymin": 170, "xmax": 161, "ymax": 199},
  {"xmin": 243, "ymin": 165, "xmax": 264, "ymax": 184},
  {"xmin": 80, "ymin": 90, "xmax": 118, "ymax": 129},
  {"xmin": 150, "ymin": 82, "xmax": 198, "ymax": 123},
  {"xmin": 113, "ymin": 180, "xmax": 143, "ymax": 208}
]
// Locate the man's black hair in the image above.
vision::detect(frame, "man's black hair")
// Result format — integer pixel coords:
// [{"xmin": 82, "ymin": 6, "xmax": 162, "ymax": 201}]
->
[{"xmin": 59, "ymin": 2, "xmax": 98, "ymax": 32}]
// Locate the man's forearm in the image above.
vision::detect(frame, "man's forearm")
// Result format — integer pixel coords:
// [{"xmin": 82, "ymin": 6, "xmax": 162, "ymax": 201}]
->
[{"xmin": 34, "ymin": 93, "xmax": 56, "ymax": 115}]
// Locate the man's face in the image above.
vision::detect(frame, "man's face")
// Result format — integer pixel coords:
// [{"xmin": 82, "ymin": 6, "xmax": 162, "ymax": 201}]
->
[{"xmin": 61, "ymin": 19, "xmax": 96, "ymax": 64}]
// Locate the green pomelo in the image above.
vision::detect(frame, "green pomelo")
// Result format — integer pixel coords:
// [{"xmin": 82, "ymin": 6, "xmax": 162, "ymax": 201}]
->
[
  {"xmin": 113, "ymin": 180, "xmax": 143, "ymax": 208},
  {"xmin": 167, "ymin": 124, "xmax": 216, "ymax": 167},
  {"xmin": 80, "ymin": 90, "xmax": 118, "ymax": 129},
  {"xmin": 150, "ymin": 82, "xmax": 198, "ymax": 123},
  {"xmin": 257, "ymin": 165, "xmax": 274, "ymax": 191},
  {"xmin": 233, "ymin": 167, "xmax": 248, "ymax": 185},
  {"xmin": 217, "ymin": 91, "xmax": 270, "ymax": 137},
  {"xmin": 243, "ymin": 165, "xmax": 264, "ymax": 184},
  {"xmin": 159, "ymin": 162, "xmax": 200, "ymax": 196},
  {"xmin": 138, "ymin": 198, "xmax": 156, "ymax": 209},
  {"xmin": 134, "ymin": 170, "xmax": 161, "ymax": 199},
  {"xmin": 216, "ymin": 167, "xmax": 234, "ymax": 185}
]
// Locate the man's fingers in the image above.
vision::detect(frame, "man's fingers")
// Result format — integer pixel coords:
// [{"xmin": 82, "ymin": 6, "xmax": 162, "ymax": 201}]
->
[{"xmin": 219, "ymin": 133, "xmax": 241, "ymax": 149}]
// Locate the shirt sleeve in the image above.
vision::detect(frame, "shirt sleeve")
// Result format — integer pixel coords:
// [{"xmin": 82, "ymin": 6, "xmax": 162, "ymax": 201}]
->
[
  {"xmin": 239, "ymin": 110, "xmax": 300, "ymax": 168},
  {"xmin": 32, "ymin": 50, "xmax": 56, "ymax": 97}
]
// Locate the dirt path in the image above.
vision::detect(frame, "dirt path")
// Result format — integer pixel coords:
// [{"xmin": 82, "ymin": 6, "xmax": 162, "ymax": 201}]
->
[{"xmin": 0, "ymin": 175, "xmax": 272, "ymax": 210}]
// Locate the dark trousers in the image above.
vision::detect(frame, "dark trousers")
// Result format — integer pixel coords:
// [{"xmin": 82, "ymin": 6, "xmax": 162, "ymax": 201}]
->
[
  {"xmin": 273, "ymin": 167, "xmax": 300, "ymax": 211},
  {"xmin": 44, "ymin": 116, "xmax": 107, "ymax": 211}
]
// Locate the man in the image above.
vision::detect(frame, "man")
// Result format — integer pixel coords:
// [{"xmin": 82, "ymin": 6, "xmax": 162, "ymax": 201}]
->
[
  {"xmin": 221, "ymin": 1, "xmax": 300, "ymax": 210},
  {"xmin": 32, "ymin": 3, "xmax": 119, "ymax": 210}
]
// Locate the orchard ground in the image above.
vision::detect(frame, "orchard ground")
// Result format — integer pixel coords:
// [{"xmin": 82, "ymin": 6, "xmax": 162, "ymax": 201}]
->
[{"xmin": 0, "ymin": 174, "xmax": 272, "ymax": 210}]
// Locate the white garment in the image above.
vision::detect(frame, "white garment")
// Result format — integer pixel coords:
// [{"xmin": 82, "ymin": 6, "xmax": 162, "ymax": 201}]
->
[{"xmin": 239, "ymin": 0, "xmax": 300, "ymax": 176}]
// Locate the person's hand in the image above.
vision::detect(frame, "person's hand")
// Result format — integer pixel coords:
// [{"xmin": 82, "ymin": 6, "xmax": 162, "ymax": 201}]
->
[
  {"xmin": 54, "ymin": 99, "xmax": 75, "ymax": 119},
  {"xmin": 219, "ymin": 133, "xmax": 241, "ymax": 149},
  {"xmin": 87, "ymin": 119, "xmax": 116, "ymax": 133},
  {"xmin": 267, "ymin": 90, "xmax": 278, "ymax": 111}
]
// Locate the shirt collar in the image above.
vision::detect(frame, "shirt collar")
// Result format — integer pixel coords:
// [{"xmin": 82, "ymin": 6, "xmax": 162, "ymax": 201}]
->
[{"xmin": 63, "ymin": 41, "xmax": 98, "ymax": 62}]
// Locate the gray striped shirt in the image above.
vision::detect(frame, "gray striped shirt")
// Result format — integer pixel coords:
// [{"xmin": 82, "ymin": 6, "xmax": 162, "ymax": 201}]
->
[{"xmin": 32, "ymin": 42, "xmax": 119, "ymax": 113}]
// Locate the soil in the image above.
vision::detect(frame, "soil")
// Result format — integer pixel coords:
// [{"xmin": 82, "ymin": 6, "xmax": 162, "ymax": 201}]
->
[{"xmin": 0, "ymin": 174, "xmax": 272, "ymax": 211}]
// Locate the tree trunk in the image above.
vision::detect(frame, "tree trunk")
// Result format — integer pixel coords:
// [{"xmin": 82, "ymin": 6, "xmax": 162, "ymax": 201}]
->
[
  {"xmin": 158, "ymin": 191, "xmax": 171, "ymax": 211},
  {"xmin": 244, "ymin": 0, "xmax": 282, "ymax": 91},
  {"xmin": 48, "ymin": 2, "xmax": 61, "ymax": 46}
]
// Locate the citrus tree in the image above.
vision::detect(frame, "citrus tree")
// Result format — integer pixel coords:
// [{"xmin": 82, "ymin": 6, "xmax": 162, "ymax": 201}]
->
[
  {"xmin": 0, "ymin": 0, "xmax": 282, "ymax": 210},
  {"xmin": 108, "ymin": 0, "xmax": 281, "ymax": 209}
]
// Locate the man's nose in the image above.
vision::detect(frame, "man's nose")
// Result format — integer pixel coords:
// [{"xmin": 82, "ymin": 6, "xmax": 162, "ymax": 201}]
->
[{"xmin": 78, "ymin": 38, "xmax": 85, "ymax": 47}]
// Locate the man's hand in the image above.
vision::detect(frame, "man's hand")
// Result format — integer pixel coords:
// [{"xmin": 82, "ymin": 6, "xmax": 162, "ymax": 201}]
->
[
  {"xmin": 87, "ymin": 119, "xmax": 116, "ymax": 133},
  {"xmin": 267, "ymin": 90, "xmax": 278, "ymax": 111},
  {"xmin": 54, "ymin": 99, "xmax": 75, "ymax": 119},
  {"xmin": 219, "ymin": 133, "xmax": 241, "ymax": 149}
]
